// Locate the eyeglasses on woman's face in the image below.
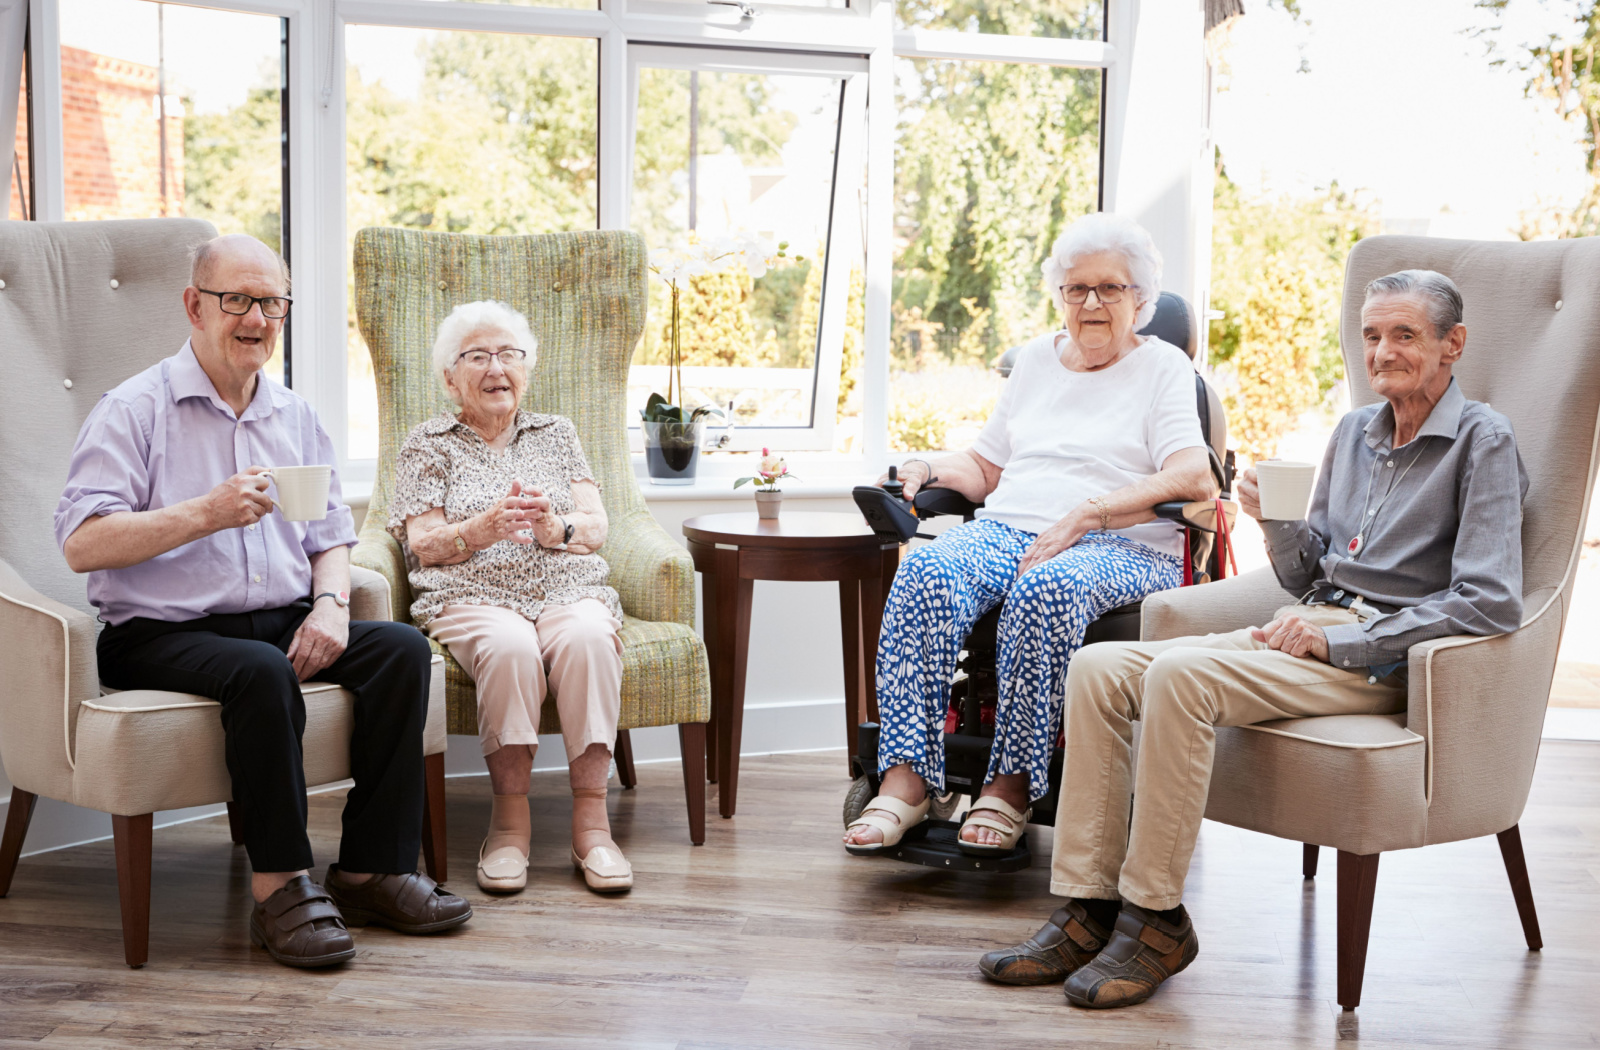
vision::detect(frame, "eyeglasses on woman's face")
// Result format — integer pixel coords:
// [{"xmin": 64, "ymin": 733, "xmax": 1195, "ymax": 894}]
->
[
  {"xmin": 454, "ymin": 347, "xmax": 528, "ymax": 370},
  {"xmin": 1061, "ymin": 283, "xmax": 1135, "ymax": 306}
]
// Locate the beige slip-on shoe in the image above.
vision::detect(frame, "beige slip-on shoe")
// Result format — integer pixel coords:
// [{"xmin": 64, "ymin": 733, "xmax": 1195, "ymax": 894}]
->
[
  {"xmin": 477, "ymin": 839, "xmax": 530, "ymax": 894},
  {"xmin": 571, "ymin": 844, "xmax": 633, "ymax": 893}
]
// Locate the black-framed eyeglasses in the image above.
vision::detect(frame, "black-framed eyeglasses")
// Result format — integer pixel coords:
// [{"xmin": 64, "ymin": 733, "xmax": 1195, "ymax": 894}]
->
[
  {"xmin": 1061, "ymin": 283, "xmax": 1135, "ymax": 305},
  {"xmin": 197, "ymin": 288, "xmax": 293, "ymax": 319},
  {"xmin": 454, "ymin": 348, "xmax": 528, "ymax": 369}
]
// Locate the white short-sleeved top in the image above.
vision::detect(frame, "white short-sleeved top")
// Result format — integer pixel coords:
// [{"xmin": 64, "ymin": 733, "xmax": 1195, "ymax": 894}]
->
[{"xmin": 969, "ymin": 332, "xmax": 1205, "ymax": 559}]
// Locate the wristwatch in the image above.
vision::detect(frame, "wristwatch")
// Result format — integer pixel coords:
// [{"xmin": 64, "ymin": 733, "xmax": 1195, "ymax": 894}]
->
[
  {"xmin": 551, "ymin": 517, "xmax": 575, "ymax": 551},
  {"xmin": 452, "ymin": 524, "xmax": 469, "ymax": 553},
  {"xmin": 314, "ymin": 590, "xmax": 350, "ymax": 609}
]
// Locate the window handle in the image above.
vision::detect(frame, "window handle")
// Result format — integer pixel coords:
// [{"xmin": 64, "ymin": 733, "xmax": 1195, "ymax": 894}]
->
[{"xmin": 708, "ymin": 0, "xmax": 759, "ymax": 17}]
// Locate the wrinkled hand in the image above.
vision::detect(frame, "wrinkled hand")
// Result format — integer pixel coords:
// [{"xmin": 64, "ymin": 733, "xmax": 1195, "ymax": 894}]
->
[
  {"xmin": 876, "ymin": 460, "xmax": 931, "ymax": 501},
  {"xmin": 467, "ymin": 480, "xmax": 547, "ymax": 547},
  {"xmin": 1016, "ymin": 505, "xmax": 1094, "ymax": 577},
  {"xmin": 287, "ymin": 602, "xmax": 349, "ymax": 681},
  {"xmin": 1237, "ymin": 466, "xmax": 1262, "ymax": 522},
  {"xmin": 1251, "ymin": 613, "xmax": 1330, "ymax": 662},
  {"xmin": 201, "ymin": 467, "xmax": 274, "ymax": 532}
]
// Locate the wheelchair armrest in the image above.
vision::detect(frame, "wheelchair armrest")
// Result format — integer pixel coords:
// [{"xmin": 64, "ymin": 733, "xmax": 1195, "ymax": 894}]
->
[
  {"xmin": 913, "ymin": 487, "xmax": 983, "ymax": 520},
  {"xmin": 1152, "ymin": 499, "xmax": 1237, "ymax": 534}
]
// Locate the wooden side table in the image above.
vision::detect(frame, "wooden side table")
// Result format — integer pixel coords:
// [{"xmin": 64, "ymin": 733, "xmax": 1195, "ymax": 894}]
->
[{"xmin": 683, "ymin": 512, "xmax": 900, "ymax": 818}]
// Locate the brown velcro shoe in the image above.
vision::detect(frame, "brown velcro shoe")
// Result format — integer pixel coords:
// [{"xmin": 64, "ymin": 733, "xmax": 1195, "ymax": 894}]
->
[
  {"xmin": 324, "ymin": 866, "xmax": 473, "ymax": 935},
  {"xmin": 978, "ymin": 900, "xmax": 1114, "ymax": 985},
  {"xmin": 248, "ymin": 875, "xmax": 356, "ymax": 969},
  {"xmin": 1063, "ymin": 903, "xmax": 1199, "ymax": 1009}
]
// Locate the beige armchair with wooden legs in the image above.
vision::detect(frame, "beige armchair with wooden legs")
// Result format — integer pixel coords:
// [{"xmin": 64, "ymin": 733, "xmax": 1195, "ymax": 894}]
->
[
  {"xmin": 1139, "ymin": 233, "xmax": 1600, "ymax": 1009},
  {"xmin": 0, "ymin": 218, "xmax": 451, "ymax": 968}
]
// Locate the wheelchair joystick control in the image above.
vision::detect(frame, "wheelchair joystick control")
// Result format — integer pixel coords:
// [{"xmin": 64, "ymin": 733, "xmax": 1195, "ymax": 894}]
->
[{"xmin": 883, "ymin": 465, "xmax": 905, "ymax": 499}]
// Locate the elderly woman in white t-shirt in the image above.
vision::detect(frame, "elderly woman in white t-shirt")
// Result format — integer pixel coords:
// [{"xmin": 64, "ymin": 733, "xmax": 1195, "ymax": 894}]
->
[{"xmin": 844, "ymin": 213, "xmax": 1217, "ymax": 857}]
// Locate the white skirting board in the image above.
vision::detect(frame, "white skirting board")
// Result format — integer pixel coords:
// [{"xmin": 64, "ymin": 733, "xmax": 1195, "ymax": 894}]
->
[{"xmin": 6, "ymin": 696, "xmax": 848, "ymax": 859}]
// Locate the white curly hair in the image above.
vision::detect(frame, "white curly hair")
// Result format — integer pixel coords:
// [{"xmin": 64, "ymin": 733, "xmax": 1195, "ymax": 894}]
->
[
  {"xmin": 1041, "ymin": 213, "xmax": 1163, "ymax": 329},
  {"xmin": 431, "ymin": 300, "xmax": 539, "ymax": 404}
]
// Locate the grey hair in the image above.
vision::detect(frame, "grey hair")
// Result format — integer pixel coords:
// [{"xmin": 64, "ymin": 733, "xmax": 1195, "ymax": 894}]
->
[
  {"xmin": 1363, "ymin": 269, "xmax": 1464, "ymax": 338},
  {"xmin": 1041, "ymin": 213, "xmax": 1164, "ymax": 328},
  {"xmin": 432, "ymin": 300, "xmax": 539, "ymax": 404}
]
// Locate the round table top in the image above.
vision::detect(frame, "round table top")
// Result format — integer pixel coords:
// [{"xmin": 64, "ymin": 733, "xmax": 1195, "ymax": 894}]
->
[{"xmin": 682, "ymin": 511, "xmax": 883, "ymax": 549}]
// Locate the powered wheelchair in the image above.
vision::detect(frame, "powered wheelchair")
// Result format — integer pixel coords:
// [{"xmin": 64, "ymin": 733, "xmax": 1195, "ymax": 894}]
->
[{"xmin": 847, "ymin": 292, "xmax": 1238, "ymax": 873}]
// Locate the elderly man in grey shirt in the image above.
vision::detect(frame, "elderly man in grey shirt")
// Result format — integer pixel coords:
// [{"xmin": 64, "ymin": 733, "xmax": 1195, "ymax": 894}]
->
[{"xmin": 976, "ymin": 269, "xmax": 1528, "ymax": 1010}]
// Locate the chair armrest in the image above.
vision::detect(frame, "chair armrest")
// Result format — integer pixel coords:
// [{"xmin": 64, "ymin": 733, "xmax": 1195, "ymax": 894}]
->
[
  {"xmin": 1139, "ymin": 566, "xmax": 1295, "ymax": 642},
  {"xmin": 1404, "ymin": 596, "xmax": 1562, "ymax": 843},
  {"xmin": 352, "ymin": 533, "xmax": 411, "ymax": 624},
  {"xmin": 0, "ymin": 557, "xmax": 98, "ymax": 799},
  {"xmin": 603, "ymin": 509, "xmax": 696, "ymax": 627},
  {"xmin": 1152, "ymin": 499, "xmax": 1237, "ymax": 534},
  {"xmin": 349, "ymin": 565, "xmax": 392, "ymax": 623}
]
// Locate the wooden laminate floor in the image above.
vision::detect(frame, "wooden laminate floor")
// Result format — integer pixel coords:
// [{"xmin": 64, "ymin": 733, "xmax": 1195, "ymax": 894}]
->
[{"xmin": 2, "ymin": 744, "xmax": 1599, "ymax": 1049}]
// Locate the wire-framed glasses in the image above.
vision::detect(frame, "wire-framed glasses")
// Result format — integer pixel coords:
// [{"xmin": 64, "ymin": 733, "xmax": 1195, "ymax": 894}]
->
[
  {"xmin": 196, "ymin": 288, "xmax": 293, "ymax": 319},
  {"xmin": 455, "ymin": 348, "xmax": 528, "ymax": 369},
  {"xmin": 1060, "ymin": 283, "xmax": 1135, "ymax": 305}
]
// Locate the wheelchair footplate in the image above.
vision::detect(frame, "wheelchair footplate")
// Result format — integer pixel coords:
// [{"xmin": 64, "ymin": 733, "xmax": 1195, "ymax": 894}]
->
[{"xmin": 875, "ymin": 818, "xmax": 1033, "ymax": 873}]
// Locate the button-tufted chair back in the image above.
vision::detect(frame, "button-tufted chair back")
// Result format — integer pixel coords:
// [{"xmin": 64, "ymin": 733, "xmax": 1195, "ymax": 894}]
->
[{"xmin": 0, "ymin": 218, "xmax": 217, "ymax": 614}]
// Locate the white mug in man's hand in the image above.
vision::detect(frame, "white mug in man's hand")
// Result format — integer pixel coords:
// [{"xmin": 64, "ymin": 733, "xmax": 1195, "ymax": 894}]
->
[
  {"xmin": 1253, "ymin": 460, "xmax": 1317, "ymax": 521},
  {"xmin": 261, "ymin": 465, "xmax": 332, "ymax": 522}
]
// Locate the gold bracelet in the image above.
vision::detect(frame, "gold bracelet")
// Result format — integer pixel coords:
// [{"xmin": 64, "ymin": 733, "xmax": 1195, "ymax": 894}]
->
[{"xmin": 1088, "ymin": 497, "xmax": 1110, "ymax": 531}]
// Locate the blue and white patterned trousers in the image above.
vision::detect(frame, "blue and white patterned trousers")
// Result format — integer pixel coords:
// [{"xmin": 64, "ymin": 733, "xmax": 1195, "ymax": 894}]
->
[{"xmin": 874, "ymin": 518, "xmax": 1184, "ymax": 802}]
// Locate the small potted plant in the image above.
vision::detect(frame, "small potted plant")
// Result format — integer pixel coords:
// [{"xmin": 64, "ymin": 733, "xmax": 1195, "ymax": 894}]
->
[{"xmin": 735, "ymin": 447, "xmax": 795, "ymax": 519}]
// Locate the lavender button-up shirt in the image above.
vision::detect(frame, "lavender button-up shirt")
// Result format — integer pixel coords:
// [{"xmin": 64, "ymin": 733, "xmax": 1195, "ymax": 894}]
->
[{"xmin": 54, "ymin": 341, "xmax": 357, "ymax": 626}]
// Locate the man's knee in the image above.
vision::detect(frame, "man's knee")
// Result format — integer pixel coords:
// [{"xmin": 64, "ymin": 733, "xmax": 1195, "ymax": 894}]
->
[
  {"xmin": 1063, "ymin": 642, "xmax": 1145, "ymax": 719},
  {"xmin": 1142, "ymin": 649, "xmax": 1216, "ymax": 721},
  {"xmin": 222, "ymin": 642, "xmax": 302, "ymax": 720}
]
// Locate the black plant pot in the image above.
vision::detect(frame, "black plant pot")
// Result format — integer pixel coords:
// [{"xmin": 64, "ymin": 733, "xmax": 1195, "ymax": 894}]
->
[{"xmin": 642, "ymin": 419, "xmax": 705, "ymax": 485}]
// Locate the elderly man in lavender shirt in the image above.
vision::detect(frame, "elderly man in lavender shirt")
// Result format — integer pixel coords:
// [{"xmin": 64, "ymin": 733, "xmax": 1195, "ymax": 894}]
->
[{"xmin": 55, "ymin": 234, "xmax": 469, "ymax": 969}]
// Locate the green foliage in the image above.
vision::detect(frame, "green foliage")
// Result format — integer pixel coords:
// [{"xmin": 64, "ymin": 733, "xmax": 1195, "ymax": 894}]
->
[
  {"xmin": 1209, "ymin": 158, "xmax": 1378, "ymax": 460},
  {"xmin": 182, "ymin": 86, "xmax": 283, "ymax": 253},
  {"xmin": 897, "ymin": 0, "xmax": 1102, "ymax": 39},
  {"xmin": 893, "ymin": 55, "xmax": 1100, "ymax": 366}
]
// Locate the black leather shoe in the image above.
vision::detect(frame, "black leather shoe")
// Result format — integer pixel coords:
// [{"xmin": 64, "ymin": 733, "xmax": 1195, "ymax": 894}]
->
[
  {"xmin": 324, "ymin": 867, "xmax": 472, "ymax": 935},
  {"xmin": 979, "ymin": 900, "xmax": 1115, "ymax": 985}
]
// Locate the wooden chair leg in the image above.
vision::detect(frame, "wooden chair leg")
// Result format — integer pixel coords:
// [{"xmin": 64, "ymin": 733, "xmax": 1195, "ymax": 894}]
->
[
  {"xmin": 0, "ymin": 788, "xmax": 39, "ymax": 897},
  {"xmin": 420, "ymin": 752, "xmax": 448, "ymax": 885},
  {"xmin": 1302, "ymin": 843, "xmax": 1319, "ymax": 879},
  {"xmin": 1496, "ymin": 824, "xmax": 1543, "ymax": 950},
  {"xmin": 225, "ymin": 801, "xmax": 245, "ymax": 845},
  {"xmin": 679, "ymin": 722, "xmax": 707, "ymax": 846},
  {"xmin": 615, "ymin": 729, "xmax": 638, "ymax": 790},
  {"xmin": 112, "ymin": 813, "xmax": 152, "ymax": 969},
  {"xmin": 1336, "ymin": 850, "xmax": 1380, "ymax": 1010}
]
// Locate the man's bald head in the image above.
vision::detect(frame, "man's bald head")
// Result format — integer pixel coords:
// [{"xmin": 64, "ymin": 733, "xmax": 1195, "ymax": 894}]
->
[{"xmin": 191, "ymin": 234, "xmax": 291, "ymax": 292}]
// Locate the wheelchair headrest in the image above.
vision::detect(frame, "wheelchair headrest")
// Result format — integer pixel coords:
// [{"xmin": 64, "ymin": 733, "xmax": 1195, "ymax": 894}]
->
[{"xmin": 993, "ymin": 290, "xmax": 1197, "ymax": 376}]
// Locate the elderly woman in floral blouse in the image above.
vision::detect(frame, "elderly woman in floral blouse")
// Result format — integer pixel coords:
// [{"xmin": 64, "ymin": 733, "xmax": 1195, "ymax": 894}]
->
[{"xmin": 388, "ymin": 300, "xmax": 630, "ymax": 895}]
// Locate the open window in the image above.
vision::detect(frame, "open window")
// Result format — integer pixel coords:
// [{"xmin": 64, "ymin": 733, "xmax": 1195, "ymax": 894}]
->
[{"xmin": 626, "ymin": 44, "xmax": 867, "ymax": 453}]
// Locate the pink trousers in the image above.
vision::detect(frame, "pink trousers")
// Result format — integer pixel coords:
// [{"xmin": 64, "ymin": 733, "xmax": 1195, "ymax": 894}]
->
[{"xmin": 427, "ymin": 600, "xmax": 624, "ymax": 760}]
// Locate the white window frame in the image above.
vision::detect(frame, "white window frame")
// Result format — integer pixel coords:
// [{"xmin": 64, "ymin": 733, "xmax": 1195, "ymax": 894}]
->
[{"xmin": 9, "ymin": 0, "xmax": 1222, "ymax": 487}]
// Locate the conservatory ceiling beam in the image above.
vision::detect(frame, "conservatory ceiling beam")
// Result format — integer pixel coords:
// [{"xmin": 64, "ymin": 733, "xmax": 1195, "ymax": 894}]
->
[
  {"xmin": 892, "ymin": 30, "xmax": 1112, "ymax": 69},
  {"xmin": 337, "ymin": 0, "xmax": 609, "ymax": 36}
]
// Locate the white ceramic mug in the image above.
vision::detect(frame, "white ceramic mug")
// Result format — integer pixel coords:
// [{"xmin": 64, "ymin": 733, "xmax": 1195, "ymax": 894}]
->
[
  {"xmin": 261, "ymin": 465, "xmax": 331, "ymax": 522},
  {"xmin": 1253, "ymin": 460, "xmax": 1318, "ymax": 521}
]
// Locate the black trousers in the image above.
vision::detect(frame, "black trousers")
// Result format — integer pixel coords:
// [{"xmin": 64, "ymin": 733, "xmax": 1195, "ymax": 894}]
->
[{"xmin": 98, "ymin": 606, "xmax": 433, "ymax": 874}]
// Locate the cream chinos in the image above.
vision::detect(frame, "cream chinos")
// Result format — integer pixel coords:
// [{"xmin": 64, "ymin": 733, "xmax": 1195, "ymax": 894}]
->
[
  {"xmin": 1050, "ymin": 606, "xmax": 1405, "ymax": 911},
  {"xmin": 428, "ymin": 599, "xmax": 624, "ymax": 760}
]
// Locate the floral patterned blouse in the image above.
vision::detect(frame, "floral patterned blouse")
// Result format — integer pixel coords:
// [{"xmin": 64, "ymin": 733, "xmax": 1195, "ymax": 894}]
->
[{"xmin": 387, "ymin": 411, "xmax": 622, "ymax": 630}]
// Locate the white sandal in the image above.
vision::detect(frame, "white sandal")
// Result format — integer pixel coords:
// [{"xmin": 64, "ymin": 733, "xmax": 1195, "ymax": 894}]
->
[
  {"xmin": 957, "ymin": 796, "xmax": 1032, "ymax": 856},
  {"xmin": 477, "ymin": 839, "xmax": 530, "ymax": 894},
  {"xmin": 844, "ymin": 794, "xmax": 931, "ymax": 855}
]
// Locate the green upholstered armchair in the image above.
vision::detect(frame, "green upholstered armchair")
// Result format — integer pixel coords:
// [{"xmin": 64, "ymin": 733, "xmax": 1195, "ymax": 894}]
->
[{"xmin": 351, "ymin": 227, "xmax": 709, "ymax": 844}]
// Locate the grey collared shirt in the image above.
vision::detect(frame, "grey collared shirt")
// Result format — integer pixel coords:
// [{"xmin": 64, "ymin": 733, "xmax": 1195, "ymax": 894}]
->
[{"xmin": 1264, "ymin": 378, "xmax": 1528, "ymax": 672}]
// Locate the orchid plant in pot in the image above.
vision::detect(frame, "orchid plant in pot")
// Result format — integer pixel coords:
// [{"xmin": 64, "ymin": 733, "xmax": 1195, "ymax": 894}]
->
[
  {"xmin": 735, "ymin": 447, "xmax": 796, "ymax": 519},
  {"xmin": 643, "ymin": 233, "xmax": 781, "ymax": 485}
]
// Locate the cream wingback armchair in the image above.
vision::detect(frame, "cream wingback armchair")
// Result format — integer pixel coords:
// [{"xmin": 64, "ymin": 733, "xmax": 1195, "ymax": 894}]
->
[
  {"xmin": 349, "ymin": 227, "xmax": 711, "ymax": 844},
  {"xmin": 0, "ymin": 219, "xmax": 450, "ymax": 968},
  {"xmin": 1140, "ymin": 234, "xmax": 1600, "ymax": 1009}
]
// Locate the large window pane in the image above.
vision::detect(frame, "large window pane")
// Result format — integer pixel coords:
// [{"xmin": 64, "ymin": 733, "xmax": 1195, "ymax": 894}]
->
[
  {"xmin": 58, "ymin": 0, "xmax": 287, "ymax": 380},
  {"xmin": 891, "ymin": 58, "xmax": 1099, "ymax": 451},
  {"xmin": 630, "ymin": 63, "xmax": 851, "ymax": 436},
  {"xmin": 345, "ymin": 27, "xmax": 599, "ymax": 460},
  {"xmin": 898, "ymin": 0, "xmax": 1103, "ymax": 39}
]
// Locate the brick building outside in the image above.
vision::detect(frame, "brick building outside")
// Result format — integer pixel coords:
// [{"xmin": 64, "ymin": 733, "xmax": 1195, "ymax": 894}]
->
[{"xmin": 9, "ymin": 46, "xmax": 184, "ymax": 222}]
